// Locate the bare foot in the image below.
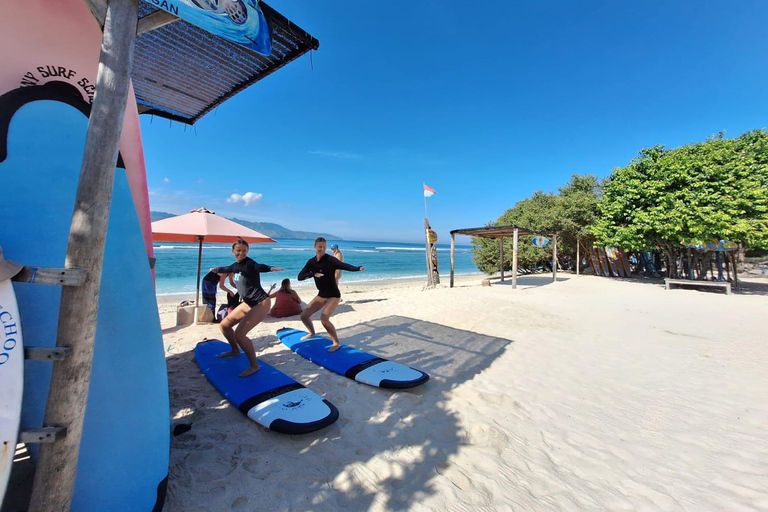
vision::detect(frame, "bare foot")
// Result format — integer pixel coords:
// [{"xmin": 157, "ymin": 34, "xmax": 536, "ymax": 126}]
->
[
  {"xmin": 218, "ymin": 350, "xmax": 241, "ymax": 358},
  {"xmin": 300, "ymin": 333, "xmax": 315, "ymax": 341},
  {"xmin": 239, "ymin": 364, "xmax": 261, "ymax": 377},
  {"xmin": 327, "ymin": 343, "xmax": 341, "ymax": 353}
]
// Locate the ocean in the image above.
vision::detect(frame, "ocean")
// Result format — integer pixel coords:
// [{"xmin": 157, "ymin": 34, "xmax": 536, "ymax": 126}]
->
[{"xmin": 153, "ymin": 239, "xmax": 479, "ymax": 296}]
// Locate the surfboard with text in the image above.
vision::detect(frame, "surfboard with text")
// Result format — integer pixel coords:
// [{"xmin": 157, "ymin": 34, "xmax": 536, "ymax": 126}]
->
[
  {"xmin": 276, "ymin": 328, "xmax": 429, "ymax": 389},
  {"xmin": 0, "ymin": 279, "xmax": 23, "ymax": 503}
]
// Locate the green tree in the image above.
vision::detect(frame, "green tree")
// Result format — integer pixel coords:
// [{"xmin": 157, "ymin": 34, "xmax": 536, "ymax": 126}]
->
[
  {"xmin": 471, "ymin": 175, "xmax": 601, "ymax": 274},
  {"xmin": 592, "ymin": 130, "xmax": 768, "ymax": 275}
]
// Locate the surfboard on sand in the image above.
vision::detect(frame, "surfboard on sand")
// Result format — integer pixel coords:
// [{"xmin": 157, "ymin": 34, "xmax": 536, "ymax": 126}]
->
[
  {"xmin": 276, "ymin": 328, "xmax": 430, "ymax": 389},
  {"xmin": 195, "ymin": 340, "xmax": 339, "ymax": 435},
  {"xmin": 0, "ymin": 279, "xmax": 23, "ymax": 502}
]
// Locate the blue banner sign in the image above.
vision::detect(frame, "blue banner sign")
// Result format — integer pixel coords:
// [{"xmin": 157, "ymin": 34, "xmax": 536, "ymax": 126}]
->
[
  {"xmin": 145, "ymin": 0, "xmax": 272, "ymax": 55},
  {"xmin": 532, "ymin": 236, "xmax": 550, "ymax": 248}
]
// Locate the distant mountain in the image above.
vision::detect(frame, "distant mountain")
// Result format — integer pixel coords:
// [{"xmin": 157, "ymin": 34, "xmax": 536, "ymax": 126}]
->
[{"xmin": 150, "ymin": 211, "xmax": 342, "ymax": 241}]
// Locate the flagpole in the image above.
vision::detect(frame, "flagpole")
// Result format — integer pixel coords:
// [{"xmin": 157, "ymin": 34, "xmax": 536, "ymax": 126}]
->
[{"xmin": 423, "ymin": 183, "xmax": 427, "ymax": 217}]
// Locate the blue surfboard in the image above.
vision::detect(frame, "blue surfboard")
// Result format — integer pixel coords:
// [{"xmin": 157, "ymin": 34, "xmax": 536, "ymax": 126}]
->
[
  {"xmin": 195, "ymin": 340, "xmax": 339, "ymax": 434},
  {"xmin": 276, "ymin": 328, "xmax": 429, "ymax": 389},
  {"xmin": 0, "ymin": 90, "xmax": 169, "ymax": 510}
]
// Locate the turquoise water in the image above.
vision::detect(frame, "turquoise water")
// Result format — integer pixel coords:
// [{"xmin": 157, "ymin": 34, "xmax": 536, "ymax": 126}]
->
[{"xmin": 154, "ymin": 239, "xmax": 479, "ymax": 296}]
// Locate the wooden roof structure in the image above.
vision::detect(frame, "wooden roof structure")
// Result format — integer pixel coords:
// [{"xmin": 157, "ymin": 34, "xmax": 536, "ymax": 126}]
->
[
  {"xmin": 449, "ymin": 225, "xmax": 558, "ymax": 289},
  {"xmin": 450, "ymin": 225, "xmax": 551, "ymax": 238},
  {"xmin": 87, "ymin": 0, "xmax": 319, "ymax": 124}
]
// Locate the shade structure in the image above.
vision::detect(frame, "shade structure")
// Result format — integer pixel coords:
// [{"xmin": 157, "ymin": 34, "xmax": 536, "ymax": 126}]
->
[{"xmin": 151, "ymin": 208, "xmax": 277, "ymax": 310}]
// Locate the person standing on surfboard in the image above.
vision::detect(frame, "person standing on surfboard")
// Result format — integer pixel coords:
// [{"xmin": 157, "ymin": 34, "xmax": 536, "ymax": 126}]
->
[
  {"xmin": 298, "ymin": 237, "xmax": 364, "ymax": 352},
  {"xmin": 211, "ymin": 239, "xmax": 283, "ymax": 377}
]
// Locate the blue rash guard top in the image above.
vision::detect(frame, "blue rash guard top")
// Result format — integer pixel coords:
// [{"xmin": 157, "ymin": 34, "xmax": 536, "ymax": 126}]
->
[
  {"xmin": 214, "ymin": 257, "xmax": 273, "ymax": 306},
  {"xmin": 298, "ymin": 253, "xmax": 362, "ymax": 298}
]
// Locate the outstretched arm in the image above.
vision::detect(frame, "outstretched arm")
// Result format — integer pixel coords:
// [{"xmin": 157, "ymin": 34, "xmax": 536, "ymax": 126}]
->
[
  {"xmin": 330, "ymin": 258, "xmax": 365, "ymax": 272},
  {"xmin": 211, "ymin": 264, "xmax": 235, "ymax": 274}
]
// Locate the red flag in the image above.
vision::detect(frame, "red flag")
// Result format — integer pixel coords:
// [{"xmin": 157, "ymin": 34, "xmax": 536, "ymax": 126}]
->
[{"xmin": 423, "ymin": 184, "xmax": 436, "ymax": 197}]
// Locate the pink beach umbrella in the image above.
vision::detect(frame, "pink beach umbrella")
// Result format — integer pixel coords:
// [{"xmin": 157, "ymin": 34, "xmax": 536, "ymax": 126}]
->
[{"xmin": 151, "ymin": 207, "xmax": 276, "ymax": 307}]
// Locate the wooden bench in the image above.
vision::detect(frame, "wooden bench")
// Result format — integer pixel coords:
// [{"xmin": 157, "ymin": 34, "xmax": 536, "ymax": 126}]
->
[{"xmin": 664, "ymin": 278, "xmax": 731, "ymax": 295}]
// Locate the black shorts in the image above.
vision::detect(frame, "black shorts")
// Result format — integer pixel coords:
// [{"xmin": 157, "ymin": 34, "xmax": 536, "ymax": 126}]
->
[{"xmin": 243, "ymin": 296, "xmax": 265, "ymax": 308}]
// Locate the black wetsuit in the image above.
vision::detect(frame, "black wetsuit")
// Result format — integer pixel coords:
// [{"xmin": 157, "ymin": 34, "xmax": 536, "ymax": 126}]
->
[
  {"xmin": 298, "ymin": 254, "xmax": 362, "ymax": 299},
  {"xmin": 214, "ymin": 257, "xmax": 273, "ymax": 307}
]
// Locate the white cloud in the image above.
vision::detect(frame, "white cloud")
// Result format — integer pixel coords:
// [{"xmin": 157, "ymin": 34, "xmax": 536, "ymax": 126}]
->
[
  {"xmin": 163, "ymin": 177, "xmax": 170, "ymax": 184},
  {"xmin": 308, "ymin": 150, "xmax": 360, "ymax": 160},
  {"xmin": 226, "ymin": 192, "xmax": 263, "ymax": 206}
]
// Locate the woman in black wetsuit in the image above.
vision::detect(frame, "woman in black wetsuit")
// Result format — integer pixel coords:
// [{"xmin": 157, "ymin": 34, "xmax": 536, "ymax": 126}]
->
[
  {"xmin": 298, "ymin": 237, "xmax": 365, "ymax": 352},
  {"xmin": 211, "ymin": 239, "xmax": 284, "ymax": 377}
]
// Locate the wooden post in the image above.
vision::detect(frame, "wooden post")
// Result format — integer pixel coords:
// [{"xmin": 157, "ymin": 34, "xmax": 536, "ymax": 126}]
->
[
  {"xmin": 499, "ymin": 237, "xmax": 504, "ymax": 282},
  {"xmin": 512, "ymin": 228, "xmax": 519, "ymax": 289},
  {"xmin": 576, "ymin": 238, "xmax": 580, "ymax": 276},
  {"xmin": 687, "ymin": 247, "xmax": 694, "ymax": 280},
  {"xmin": 552, "ymin": 234, "xmax": 558, "ymax": 282},
  {"xmin": 424, "ymin": 218, "xmax": 434, "ymax": 288},
  {"xmin": 28, "ymin": 1, "xmax": 139, "ymax": 510},
  {"xmin": 731, "ymin": 251, "xmax": 739, "ymax": 288},
  {"xmin": 450, "ymin": 233, "xmax": 455, "ymax": 288}
]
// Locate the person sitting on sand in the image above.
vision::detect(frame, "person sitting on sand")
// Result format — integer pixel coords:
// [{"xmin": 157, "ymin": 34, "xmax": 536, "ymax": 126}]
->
[
  {"xmin": 201, "ymin": 270, "xmax": 221, "ymax": 317},
  {"xmin": 298, "ymin": 237, "xmax": 364, "ymax": 352},
  {"xmin": 217, "ymin": 271, "xmax": 241, "ymax": 312},
  {"xmin": 269, "ymin": 278, "xmax": 303, "ymax": 318},
  {"xmin": 211, "ymin": 239, "xmax": 283, "ymax": 377}
]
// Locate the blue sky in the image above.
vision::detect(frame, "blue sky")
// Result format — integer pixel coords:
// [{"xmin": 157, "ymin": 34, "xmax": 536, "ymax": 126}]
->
[{"xmin": 141, "ymin": 0, "xmax": 768, "ymax": 244}]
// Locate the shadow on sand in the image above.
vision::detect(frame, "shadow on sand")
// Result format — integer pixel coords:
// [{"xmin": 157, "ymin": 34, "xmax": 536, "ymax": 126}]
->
[{"xmin": 162, "ymin": 315, "xmax": 513, "ymax": 511}]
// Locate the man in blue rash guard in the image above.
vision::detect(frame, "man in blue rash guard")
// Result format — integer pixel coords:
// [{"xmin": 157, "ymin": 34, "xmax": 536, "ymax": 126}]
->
[
  {"xmin": 298, "ymin": 237, "xmax": 365, "ymax": 352},
  {"xmin": 211, "ymin": 239, "xmax": 283, "ymax": 377}
]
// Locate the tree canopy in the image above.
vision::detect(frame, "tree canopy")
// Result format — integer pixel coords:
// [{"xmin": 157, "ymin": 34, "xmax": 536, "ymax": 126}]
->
[{"xmin": 592, "ymin": 130, "xmax": 768, "ymax": 253}]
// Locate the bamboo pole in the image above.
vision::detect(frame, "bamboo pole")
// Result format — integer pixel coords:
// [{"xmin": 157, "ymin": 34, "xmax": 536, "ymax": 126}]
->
[
  {"xmin": 424, "ymin": 218, "xmax": 433, "ymax": 288},
  {"xmin": 512, "ymin": 228, "xmax": 518, "ymax": 289},
  {"xmin": 552, "ymin": 234, "xmax": 558, "ymax": 282},
  {"xmin": 499, "ymin": 237, "xmax": 504, "ymax": 282},
  {"xmin": 29, "ymin": 1, "xmax": 139, "ymax": 510},
  {"xmin": 450, "ymin": 233, "xmax": 455, "ymax": 288}
]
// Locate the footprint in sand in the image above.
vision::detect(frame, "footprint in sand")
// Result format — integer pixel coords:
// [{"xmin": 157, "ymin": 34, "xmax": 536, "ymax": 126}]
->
[{"xmin": 231, "ymin": 497, "xmax": 249, "ymax": 510}]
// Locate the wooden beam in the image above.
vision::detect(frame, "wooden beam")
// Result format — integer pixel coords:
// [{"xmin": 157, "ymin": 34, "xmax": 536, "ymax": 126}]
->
[
  {"xmin": 512, "ymin": 228, "xmax": 518, "ymax": 289},
  {"xmin": 137, "ymin": 9, "xmax": 180, "ymax": 35},
  {"xmin": 28, "ymin": 1, "xmax": 139, "ymax": 510},
  {"xmin": 450, "ymin": 233, "xmax": 455, "ymax": 288},
  {"xmin": 424, "ymin": 218, "xmax": 433, "ymax": 288},
  {"xmin": 552, "ymin": 234, "xmax": 558, "ymax": 282},
  {"xmin": 499, "ymin": 237, "xmax": 504, "ymax": 282},
  {"xmin": 81, "ymin": 0, "xmax": 107, "ymax": 27},
  {"xmin": 12, "ymin": 267, "xmax": 86, "ymax": 286},
  {"xmin": 576, "ymin": 238, "xmax": 580, "ymax": 276}
]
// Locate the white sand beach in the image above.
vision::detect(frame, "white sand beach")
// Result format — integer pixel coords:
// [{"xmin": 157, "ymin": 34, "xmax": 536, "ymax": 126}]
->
[{"xmin": 158, "ymin": 274, "xmax": 768, "ymax": 511}]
